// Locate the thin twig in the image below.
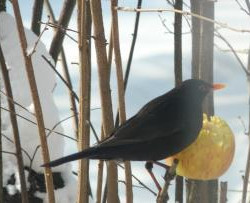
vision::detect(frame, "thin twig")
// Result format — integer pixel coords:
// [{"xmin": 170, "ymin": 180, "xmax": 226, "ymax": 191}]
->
[
  {"xmin": 219, "ymin": 182, "xmax": 227, "ymax": 203},
  {"xmin": 1, "ymin": 150, "xmax": 17, "ymax": 156},
  {"xmin": 39, "ymin": 21, "xmax": 79, "ymax": 33},
  {"xmin": 241, "ymin": 43, "xmax": 250, "ymax": 203},
  {"xmin": 124, "ymin": 0, "xmax": 142, "ymax": 91},
  {"xmin": 39, "ymin": 21, "xmax": 79, "ymax": 43},
  {"xmin": 1, "ymin": 133, "xmax": 32, "ymax": 162},
  {"xmin": 238, "ymin": 116, "xmax": 248, "ymax": 135},
  {"xmin": 44, "ymin": 1, "xmax": 95, "ymax": 146},
  {"xmin": 116, "ymin": 7, "xmax": 250, "ymax": 33},
  {"xmin": 245, "ymin": 0, "xmax": 250, "ymax": 13},
  {"xmin": 215, "ymin": 31, "xmax": 249, "ymax": 76},
  {"xmin": 29, "ymin": 114, "xmax": 77, "ymax": 169},
  {"xmin": 117, "ymin": 163, "xmax": 157, "ymax": 196},
  {"xmin": 110, "ymin": 0, "xmax": 133, "ymax": 202},
  {"xmin": 65, "ymin": 32, "xmax": 78, "ymax": 43},
  {"xmin": 40, "ymin": 0, "xmax": 80, "ymax": 139},
  {"xmin": 0, "ymin": 42, "xmax": 29, "ymax": 203},
  {"xmin": 41, "ymin": 55, "xmax": 79, "ymax": 102},
  {"xmin": 87, "ymin": 120, "xmax": 100, "ymax": 142},
  {"xmin": 0, "ymin": 107, "xmax": 77, "ymax": 141},
  {"xmin": 158, "ymin": 14, "xmax": 190, "ymax": 35},
  {"xmin": 0, "ymin": 90, "xmax": 35, "ymax": 116},
  {"xmin": 1, "ymin": 91, "xmax": 96, "ymax": 143},
  {"xmin": 28, "ymin": 16, "xmax": 50, "ymax": 57},
  {"xmin": 235, "ymin": 0, "xmax": 250, "ymax": 15},
  {"xmin": 214, "ymin": 44, "xmax": 249, "ymax": 54}
]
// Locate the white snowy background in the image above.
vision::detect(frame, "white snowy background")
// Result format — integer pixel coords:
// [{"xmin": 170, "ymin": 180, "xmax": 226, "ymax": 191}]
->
[{"xmin": 1, "ymin": 0, "xmax": 250, "ymax": 202}]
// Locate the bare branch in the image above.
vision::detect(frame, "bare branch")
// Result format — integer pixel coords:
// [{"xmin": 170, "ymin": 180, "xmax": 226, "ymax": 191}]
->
[
  {"xmin": 245, "ymin": 0, "xmax": 250, "ymax": 13},
  {"xmin": 0, "ymin": 90, "xmax": 35, "ymax": 116},
  {"xmin": 12, "ymin": 1, "xmax": 55, "ymax": 199},
  {"xmin": 27, "ymin": 16, "xmax": 49, "ymax": 57},
  {"xmin": 214, "ymin": 44, "xmax": 248, "ymax": 54},
  {"xmin": 0, "ymin": 42, "xmax": 29, "ymax": 203},
  {"xmin": 41, "ymin": 55, "xmax": 79, "ymax": 102},
  {"xmin": 219, "ymin": 182, "xmax": 227, "ymax": 203},
  {"xmin": 124, "ymin": 0, "xmax": 142, "ymax": 91},
  {"xmin": 235, "ymin": 0, "xmax": 250, "ymax": 15},
  {"xmin": 1, "ymin": 133, "xmax": 32, "ymax": 162},
  {"xmin": 241, "ymin": 43, "xmax": 250, "ymax": 203},
  {"xmin": 215, "ymin": 31, "xmax": 249, "ymax": 76},
  {"xmin": 49, "ymin": 0, "xmax": 76, "ymax": 62},
  {"xmin": 116, "ymin": 7, "xmax": 250, "ymax": 33},
  {"xmin": 44, "ymin": 0, "xmax": 79, "ymax": 140},
  {"xmin": 117, "ymin": 163, "xmax": 157, "ymax": 197},
  {"xmin": 1, "ymin": 107, "xmax": 77, "ymax": 142},
  {"xmin": 90, "ymin": 1, "xmax": 118, "ymax": 202},
  {"xmin": 31, "ymin": 0, "xmax": 44, "ymax": 35},
  {"xmin": 40, "ymin": 21, "xmax": 78, "ymax": 33}
]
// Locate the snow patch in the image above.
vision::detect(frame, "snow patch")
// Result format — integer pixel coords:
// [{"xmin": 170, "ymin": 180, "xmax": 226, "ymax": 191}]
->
[{"xmin": 0, "ymin": 12, "xmax": 77, "ymax": 201}]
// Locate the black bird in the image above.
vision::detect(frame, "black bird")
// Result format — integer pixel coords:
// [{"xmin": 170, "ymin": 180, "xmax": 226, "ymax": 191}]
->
[{"xmin": 42, "ymin": 79, "xmax": 224, "ymax": 167}]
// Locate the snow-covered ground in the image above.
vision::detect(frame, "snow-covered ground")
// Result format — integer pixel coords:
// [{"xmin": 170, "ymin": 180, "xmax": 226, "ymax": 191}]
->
[{"xmin": 1, "ymin": 0, "xmax": 250, "ymax": 202}]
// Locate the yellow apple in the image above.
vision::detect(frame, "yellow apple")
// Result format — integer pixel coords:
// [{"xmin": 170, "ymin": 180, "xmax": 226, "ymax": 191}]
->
[{"xmin": 166, "ymin": 114, "xmax": 235, "ymax": 180}]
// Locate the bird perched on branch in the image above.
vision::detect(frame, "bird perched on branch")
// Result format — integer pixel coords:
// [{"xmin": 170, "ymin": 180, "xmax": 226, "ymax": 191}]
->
[{"xmin": 42, "ymin": 79, "xmax": 224, "ymax": 168}]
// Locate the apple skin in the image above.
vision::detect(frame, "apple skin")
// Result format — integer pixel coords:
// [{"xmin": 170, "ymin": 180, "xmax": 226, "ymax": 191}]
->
[{"xmin": 166, "ymin": 114, "xmax": 235, "ymax": 180}]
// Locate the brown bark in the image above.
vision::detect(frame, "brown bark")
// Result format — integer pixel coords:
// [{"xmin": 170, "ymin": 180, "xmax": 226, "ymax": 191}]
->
[
  {"xmin": 49, "ymin": 0, "xmax": 76, "ymax": 62},
  {"xmin": 174, "ymin": 1, "xmax": 183, "ymax": 202},
  {"xmin": 110, "ymin": 0, "xmax": 133, "ymax": 202},
  {"xmin": 220, "ymin": 182, "xmax": 227, "ymax": 203},
  {"xmin": 31, "ymin": 0, "xmax": 44, "ymax": 36},
  {"xmin": 77, "ymin": 0, "xmax": 91, "ymax": 202},
  {"xmin": 1, "ymin": 44, "xmax": 30, "ymax": 203},
  {"xmin": 90, "ymin": 0, "xmax": 118, "ymax": 202},
  {"xmin": 11, "ymin": 1, "xmax": 55, "ymax": 202},
  {"xmin": 0, "ymin": 30, "xmax": 29, "ymax": 203},
  {"xmin": 44, "ymin": 0, "xmax": 79, "ymax": 139}
]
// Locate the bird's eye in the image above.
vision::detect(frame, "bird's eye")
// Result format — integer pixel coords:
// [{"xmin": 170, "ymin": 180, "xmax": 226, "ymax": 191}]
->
[{"xmin": 199, "ymin": 85, "xmax": 208, "ymax": 92}]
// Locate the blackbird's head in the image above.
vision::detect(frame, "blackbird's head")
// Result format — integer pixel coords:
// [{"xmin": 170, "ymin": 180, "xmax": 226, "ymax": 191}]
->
[{"xmin": 180, "ymin": 79, "xmax": 225, "ymax": 103}]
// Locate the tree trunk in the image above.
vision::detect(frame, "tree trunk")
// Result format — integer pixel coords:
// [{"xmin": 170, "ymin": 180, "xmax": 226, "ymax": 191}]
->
[
  {"xmin": 188, "ymin": 0, "xmax": 217, "ymax": 202},
  {"xmin": 174, "ymin": 0, "xmax": 183, "ymax": 202}
]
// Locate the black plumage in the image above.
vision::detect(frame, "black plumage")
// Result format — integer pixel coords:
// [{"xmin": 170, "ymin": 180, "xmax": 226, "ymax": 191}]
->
[{"xmin": 42, "ymin": 79, "xmax": 222, "ymax": 167}]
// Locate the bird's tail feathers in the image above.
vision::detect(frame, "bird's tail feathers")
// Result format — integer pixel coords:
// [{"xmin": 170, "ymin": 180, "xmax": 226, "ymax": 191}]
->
[{"xmin": 41, "ymin": 147, "xmax": 98, "ymax": 168}]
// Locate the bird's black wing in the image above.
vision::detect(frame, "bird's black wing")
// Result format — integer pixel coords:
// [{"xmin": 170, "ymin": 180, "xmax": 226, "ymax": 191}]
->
[
  {"xmin": 91, "ymin": 91, "xmax": 202, "ymax": 161},
  {"xmin": 99, "ymin": 91, "xmax": 196, "ymax": 147}
]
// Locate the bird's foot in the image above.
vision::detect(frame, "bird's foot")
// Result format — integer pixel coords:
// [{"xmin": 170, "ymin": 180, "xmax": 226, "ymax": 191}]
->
[
  {"xmin": 145, "ymin": 161, "xmax": 162, "ymax": 192},
  {"xmin": 145, "ymin": 161, "xmax": 153, "ymax": 171}
]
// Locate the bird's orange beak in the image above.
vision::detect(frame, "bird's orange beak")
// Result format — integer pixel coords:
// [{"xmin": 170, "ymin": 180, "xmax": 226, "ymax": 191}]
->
[{"xmin": 212, "ymin": 83, "xmax": 225, "ymax": 90}]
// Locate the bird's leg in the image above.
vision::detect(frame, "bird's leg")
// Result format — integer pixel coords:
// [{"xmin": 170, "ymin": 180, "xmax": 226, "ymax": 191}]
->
[
  {"xmin": 153, "ymin": 161, "xmax": 170, "ymax": 170},
  {"xmin": 145, "ymin": 161, "xmax": 162, "ymax": 191}
]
